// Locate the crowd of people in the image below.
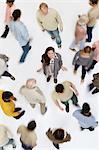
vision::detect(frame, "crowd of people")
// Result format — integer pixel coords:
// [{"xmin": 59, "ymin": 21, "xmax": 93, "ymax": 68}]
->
[{"xmin": 0, "ymin": 0, "xmax": 99, "ymax": 150}]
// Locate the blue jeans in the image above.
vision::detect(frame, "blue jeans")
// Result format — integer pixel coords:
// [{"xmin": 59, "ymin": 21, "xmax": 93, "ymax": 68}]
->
[
  {"xmin": 47, "ymin": 28, "xmax": 61, "ymax": 46},
  {"xmin": 20, "ymin": 42, "xmax": 31, "ymax": 63},
  {"xmin": 86, "ymin": 26, "xmax": 94, "ymax": 42},
  {"xmin": 0, "ymin": 139, "xmax": 16, "ymax": 150}
]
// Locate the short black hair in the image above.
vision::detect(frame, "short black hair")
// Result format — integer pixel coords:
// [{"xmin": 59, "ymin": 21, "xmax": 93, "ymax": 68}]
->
[
  {"xmin": 53, "ymin": 129, "xmax": 64, "ymax": 140},
  {"xmin": 82, "ymin": 103, "xmax": 90, "ymax": 114},
  {"xmin": 89, "ymin": 0, "xmax": 98, "ymax": 5},
  {"xmin": 55, "ymin": 84, "xmax": 64, "ymax": 93},
  {"xmin": 6, "ymin": 0, "xmax": 15, "ymax": 3},
  {"xmin": 2, "ymin": 91, "xmax": 13, "ymax": 102},
  {"xmin": 27, "ymin": 121, "xmax": 36, "ymax": 131},
  {"xmin": 12, "ymin": 9, "xmax": 21, "ymax": 21}
]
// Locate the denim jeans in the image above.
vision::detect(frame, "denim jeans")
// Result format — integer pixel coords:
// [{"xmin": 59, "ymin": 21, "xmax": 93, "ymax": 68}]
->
[
  {"xmin": 20, "ymin": 42, "xmax": 31, "ymax": 63},
  {"xmin": 0, "ymin": 139, "xmax": 16, "ymax": 150},
  {"xmin": 47, "ymin": 28, "xmax": 61, "ymax": 46},
  {"xmin": 86, "ymin": 26, "xmax": 94, "ymax": 42}
]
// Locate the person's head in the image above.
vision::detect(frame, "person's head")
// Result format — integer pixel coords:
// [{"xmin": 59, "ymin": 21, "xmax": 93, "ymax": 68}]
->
[
  {"xmin": 82, "ymin": 103, "xmax": 90, "ymax": 114},
  {"xmin": 55, "ymin": 84, "xmax": 64, "ymax": 94},
  {"xmin": 12, "ymin": 9, "xmax": 21, "ymax": 21},
  {"xmin": 2, "ymin": 91, "xmax": 16, "ymax": 102},
  {"xmin": 53, "ymin": 129, "xmax": 64, "ymax": 140},
  {"xmin": 27, "ymin": 120, "xmax": 36, "ymax": 131},
  {"xmin": 45, "ymin": 47, "xmax": 55, "ymax": 59},
  {"xmin": 6, "ymin": 0, "xmax": 15, "ymax": 7},
  {"xmin": 77, "ymin": 14, "xmax": 89, "ymax": 26},
  {"xmin": 89, "ymin": 0, "xmax": 98, "ymax": 6},
  {"xmin": 83, "ymin": 46, "xmax": 92, "ymax": 53},
  {"xmin": 39, "ymin": 3, "xmax": 48, "ymax": 15},
  {"xmin": 26, "ymin": 79, "xmax": 36, "ymax": 89}
]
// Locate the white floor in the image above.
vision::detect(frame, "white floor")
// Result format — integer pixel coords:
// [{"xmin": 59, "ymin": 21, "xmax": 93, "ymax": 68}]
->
[{"xmin": 0, "ymin": 0, "xmax": 99, "ymax": 150}]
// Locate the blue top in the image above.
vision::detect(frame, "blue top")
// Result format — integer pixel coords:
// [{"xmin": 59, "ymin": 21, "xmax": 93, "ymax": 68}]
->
[
  {"xmin": 73, "ymin": 109, "xmax": 98, "ymax": 128},
  {"xmin": 9, "ymin": 20, "xmax": 29, "ymax": 47}
]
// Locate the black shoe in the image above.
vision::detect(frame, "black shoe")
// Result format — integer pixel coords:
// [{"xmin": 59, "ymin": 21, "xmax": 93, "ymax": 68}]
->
[
  {"xmin": 47, "ymin": 76, "xmax": 51, "ymax": 82},
  {"xmin": 65, "ymin": 103, "xmax": 69, "ymax": 113},
  {"xmin": 29, "ymin": 46, "xmax": 31, "ymax": 50},
  {"xmin": 88, "ymin": 127, "xmax": 94, "ymax": 131},
  {"xmin": 14, "ymin": 111, "xmax": 25, "ymax": 119},
  {"xmin": 53, "ymin": 143, "xmax": 59, "ymax": 149},
  {"xmin": 86, "ymin": 39, "xmax": 91, "ymax": 42},
  {"xmin": 54, "ymin": 78, "xmax": 57, "ymax": 83},
  {"xmin": 51, "ymin": 36, "xmax": 55, "ymax": 40},
  {"xmin": 13, "ymin": 145, "xmax": 16, "ymax": 149},
  {"xmin": 14, "ymin": 107, "xmax": 22, "ymax": 112},
  {"xmin": 92, "ymin": 88, "xmax": 99, "ymax": 94},
  {"xmin": 10, "ymin": 76, "xmax": 15, "ymax": 80},
  {"xmin": 80, "ymin": 127, "xmax": 85, "ymax": 131},
  {"xmin": 74, "ymin": 103, "xmax": 80, "ymax": 107},
  {"xmin": 58, "ymin": 45, "xmax": 62, "ymax": 48}
]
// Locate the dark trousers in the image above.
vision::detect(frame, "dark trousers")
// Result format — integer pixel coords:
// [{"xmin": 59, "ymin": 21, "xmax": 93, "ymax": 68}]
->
[
  {"xmin": 20, "ymin": 139, "xmax": 33, "ymax": 150},
  {"xmin": 86, "ymin": 26, "xmax": 94, "ymax": 42},
  {"xmin": 20, "ymin": 42, "xmax": 31, "ymax": 63},
  {"xmin": 74, "ymin": 64, "xmax": 86, "ymax": 80},
  {"xmin": 89, "ymin": 83, "xmax": 99, "ymax": 94},
  {"xmin": 1, "ymin": 25, "xmax": 9, "ymax": 38},
  {"xmin": 62, "ymin": 92, "xmax": 78, "ymax": 112}
]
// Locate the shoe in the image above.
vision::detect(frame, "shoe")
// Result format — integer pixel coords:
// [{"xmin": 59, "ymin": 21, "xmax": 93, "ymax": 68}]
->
[
  {"xmin": 14, "ymin": 111, "xmax": 25, "ymax": 119},
  {"xmin": 10, "ymin": 76, "xmax": 15, "ymax": 80},
  {"xmin": 80, "ymin": 127, "xmax": 85, "ymax": 131},
  {"xmin": 13, "ymin": 145, "xmax": 16, "ymax": 149},
  {"xmin": 47, "ymin": 76, "xmax": 51, "ymax": 82},
  {"xmin": 74, "ymin": 103, "xmax": 80, "ymax": 107},
  {"xmin": 86, "ymin": 39, "xmax": 91, "ymax": 42},
  {"xmin": 29, "ymin": 46, "xmax": 32, "ymax": 50},
  {"xmin": 70, "ymin": 48, "xmax": 76, "ymax": 52},
  {"xmin": 51, "ymin": 36, "xmax": 55, "ymax": 40},
  {"xmin": 88, "ymin": 127, "xmax": 94, "ymax": 131},
  {"xmin": 58, "ymin": 45, "xmax": 62, "ymax": 48},
  {"xmin": 14, "ymin": 107, "xmax": 22, "ymax": 112},
  {"xmin": 73, "ymin": 70, "xmax": 77, "ymax": 74},
  {"xmin": 65, "ymin": 104, "xmax": 69, "ymax": 113},
  {"xmin": 42, "ymin": 107, "xmax": 47, "ymax": 115},
  {"xmin": 81, "ymin": 79, "xmax": 84, "ymax": 83},
  {"xmin": 54, "ymin": 78, "xmax": 57, "ymax": 83},
  {"xmin": 53, "ymin": 143, "xmax": 59, "ymax": 149}
]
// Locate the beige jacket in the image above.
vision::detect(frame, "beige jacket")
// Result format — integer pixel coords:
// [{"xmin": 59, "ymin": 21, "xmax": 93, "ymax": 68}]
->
[
  {"xmin": 17, "ymin": 125, "xmax": 37, "ymax": 148},
  {"xmin": 20, "ymin": 86, "xmax": 46, "ymax": 104},
  {"xmin": 37, "ymin": 8, "xmax": 63, "ymax": 31},
  {"xmin": 87, "ymin": 5, "xmax": 99, "ymax": 27},
  {"xmin": 0, "ymin": 125, "xmax": 13, "ymax": 147}
]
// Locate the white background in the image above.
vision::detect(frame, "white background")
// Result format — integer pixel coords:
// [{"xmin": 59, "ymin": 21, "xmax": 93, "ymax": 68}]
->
[{"xmin": 0, "ymin": 0, "xmax": 99, "ymax": 150}]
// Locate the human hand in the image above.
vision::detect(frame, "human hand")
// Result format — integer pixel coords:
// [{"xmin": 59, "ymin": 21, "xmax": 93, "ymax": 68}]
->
[{"xmin": 61, "ymin": 66, "xmax": 67, "ymax": 71}]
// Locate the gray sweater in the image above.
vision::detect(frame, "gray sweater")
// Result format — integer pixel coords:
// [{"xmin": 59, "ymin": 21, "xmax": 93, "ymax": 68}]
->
[{"xmin": 72, "ymin": 51, "xmax": 94, "ymax": 69}]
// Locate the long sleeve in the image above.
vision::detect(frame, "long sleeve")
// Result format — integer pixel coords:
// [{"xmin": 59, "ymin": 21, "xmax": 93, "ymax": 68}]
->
[
  {"xmin": 58, "ymin": 54, "xmax": 63, "ymax": 68},
  {"xmin": 55, "ymin": 10, "xmax": 63, "ymax": 30},
  {"xmin": 86, "ymin": 52, "xmax": 94, "ymax": 69},
  {"xmin": 72, "ymin": 51, "xmax": 79, "ymax": 65},
  {"xmin": 20, "ymin": 23, "xmax": 29, "ymax": 42},
  {"xmin": 37, "ymin": 12, "xmax": 44, "ymax": 30}
]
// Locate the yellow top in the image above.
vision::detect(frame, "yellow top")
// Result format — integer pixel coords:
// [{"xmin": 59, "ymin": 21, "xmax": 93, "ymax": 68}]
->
[{"xmin": 0, "ymin": 90, "xmax": 19, "ymax": 117}]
